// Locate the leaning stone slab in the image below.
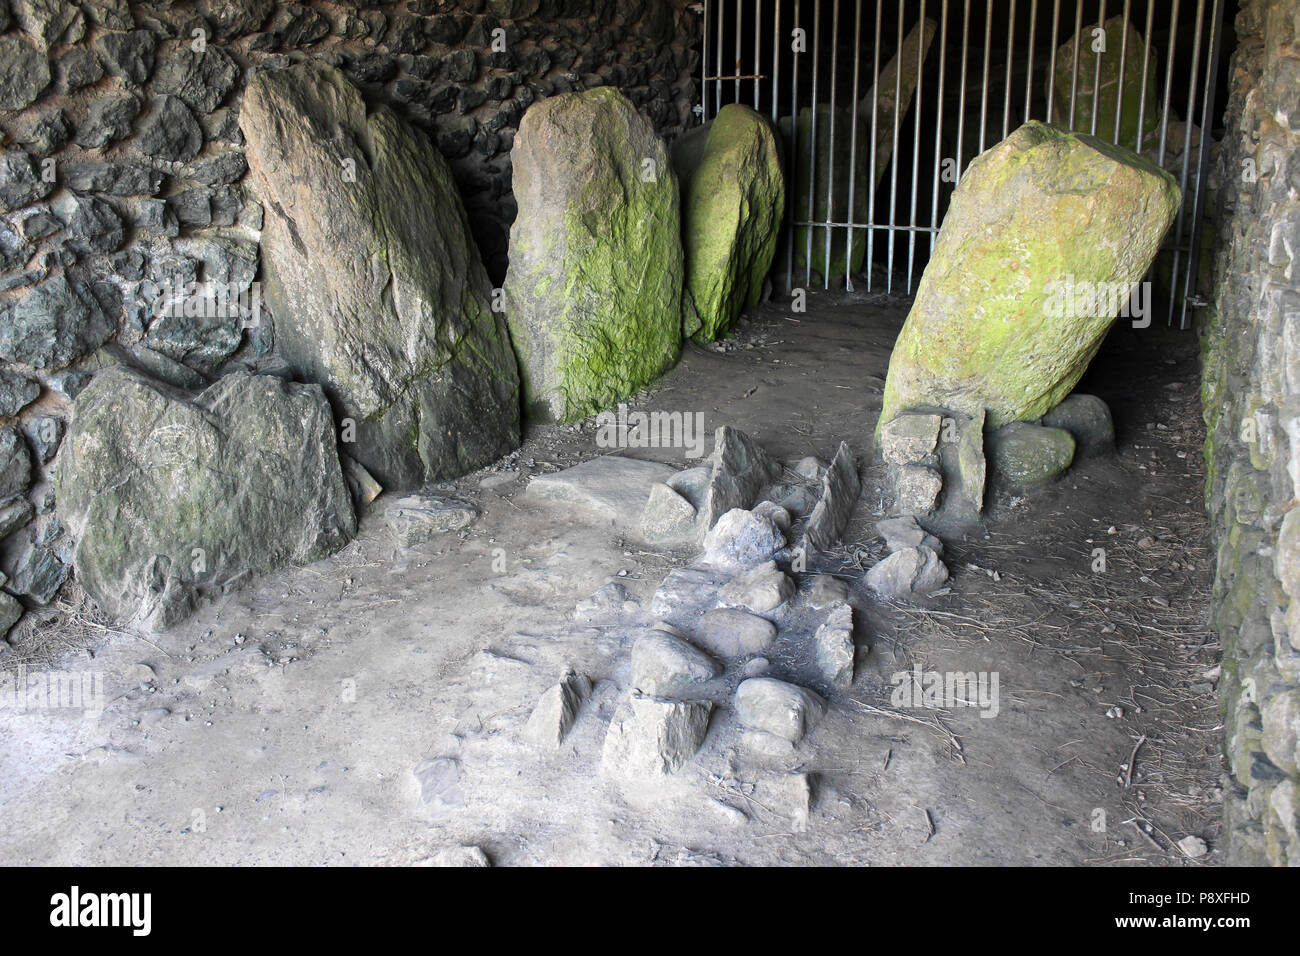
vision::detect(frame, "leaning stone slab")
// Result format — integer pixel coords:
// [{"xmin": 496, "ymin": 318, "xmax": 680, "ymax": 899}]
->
[
  {"xmin": 240, "ymin": 61, "xmax": 520, "ymax": 490},
  {"xmin": 523, "ymin": 667, "xmax": 591, "ymax": 749},
  {"xmin": 640, "ymin": 481, "xmax": 698, "ymax": 543},
  {"xmin": 799, "ymin": 441, "xmax": 861, "ymax": 554},
  {"xmin": 697, "ymin": 426, "xmax": 781, "ymax": 532},
  {"xmin": 527, "ymin": 456, "xmax": 677, "ymax": 526},
  {"xmin": 680, "ymin": 104, "xmax": 784, "ymax": 342},
  {"xmin": 601, "ymin": 693, "xmax": 713, "ymax": 778},
  {"xmin": 505, "ymin": 87, "xmax": 682, "ymax": 423},
  {"xmin": 814, "ymin": 603, "xmax": 855, "ymax": 689},
  {"xmin": 385, "ymin": 495, "xmax": 478, "ymax": 547},
  {"xmin": 879, "ymin": 121, "xmax": 1181, "ymax": 430},
  {"xmin": 54, "ymin": 365, "xmax": 356, "ymax": 630},
  {"xmin": 735, "ymin": 678, "xmax": 826, "ymax": 744}
]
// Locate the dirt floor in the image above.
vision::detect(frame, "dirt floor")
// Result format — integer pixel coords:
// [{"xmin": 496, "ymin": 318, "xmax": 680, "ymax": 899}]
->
[{"xmin": 0, "ymin": 288, "xmax": 1224, "ymax": 866}]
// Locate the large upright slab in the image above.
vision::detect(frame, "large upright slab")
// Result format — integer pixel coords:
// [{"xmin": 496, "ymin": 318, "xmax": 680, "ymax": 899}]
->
[
  {"xmin": 679, "ymin": 104, "xmax": 784, "ymax": 343},
  {"xmin": 504, "ymin": 87, "xmax": 683, "ymax": 423},
  {"xmin": 880, "ymin": 122, "xmax": 1180, "ymax": 430},
  {"xmin": 239, "ymin": 61, "xmax": 520, "ymax": 490}
]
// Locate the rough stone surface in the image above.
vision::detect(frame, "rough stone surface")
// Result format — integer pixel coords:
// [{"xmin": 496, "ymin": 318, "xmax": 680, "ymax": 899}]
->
[
  {"xmin": 701, "ymin": 508, "xmax": 785, "ymax": 571},
  {"xmin": 0, "ymin": 34, "xmax": 51, "ymax": 110},
  {"xmin": 239, "ymin": 61, "xmax": 520, "ymax": 490},
  {"xmin": 892, "ymin": 464, "xmax": 942, "ymax": 516},
  {"xmin": 695, "ymin": 606, "xmax": 777, "ymax": 658},
  {"xmin": 879, "ymin": 412, "xmax": 941, "ymax": 465},
  {"xmin": 735, "ymin": 677, "xmax": 825, "ymax": 744},
  {"xmin": 697, "ymin": 426, "xmax": 781, "ymax": 531},
  {"xmin": 867, "ymin": 546, "xmax": 949, "ymax": 602},
  {"xmin": 717, "ymin": 559, "xmax": 794, "ymax": 613},
  {"xmin": 504, "ymin": 87, "xmax": 682, "ymax": 423},
  {"xmin": 0, "ymin": 426, "xmax": 33, "ymax": 504},
  {"xmin": 799, "ymin": 441, "xmax": 860, "ymax": 554},
  {"xmin": 640, "ymin": 481, "xmax": 697, "ymax": 543},
  {"xmin": 986, "ymin": 422, "xmax": 1076, "ymax": 486},
  {"xmin": 523, "ymin": 668, "xmax": 591, "ymax": 748},
  {"xmin": 814, "ymin": 602, "xmax": 855, "ymax": 689},
  {"xmin": 385, "ymin": 494, "xmax": 478, "ymax": 547},
  {"xmin": 54, "ymin": 365, "xmax": 356, "ymax": 630},
  {"xmin": 679, "ymin": 103, "xmax": 784, "ymax": 342},
  {"xmin": 601, "ymin": 693, "xmax": 712, "ymax": 778},
  {"xmin": 0, "ymin": 273, "xmax": 119, "ymax": 371},
  {"xmin": 630, "ymin": 628, "xmax": 721, "ymax": 696},
  {"xmin": 880, "ymin": 122, "xmax": 1181, "ymax": 430},
  {"xmin": 876, "ymin": 515, "xmax": 943, "ymax": 556},
  {"xmin": 0, "ymin": 369, "xmax": 41, "ymax": 417},
  {"xmin": 527, "ymin": 456, "xmax": 676, "ymax": 525}
]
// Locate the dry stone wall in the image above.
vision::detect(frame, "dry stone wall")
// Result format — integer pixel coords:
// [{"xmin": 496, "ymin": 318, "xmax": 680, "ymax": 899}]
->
[
  {"xmin": 1201, "ymin": 0, "xmax": 1300, "ymax": 866},
  {"xmin": 0, "ymin": 0, "xmax": 700, "ymax": 636}
]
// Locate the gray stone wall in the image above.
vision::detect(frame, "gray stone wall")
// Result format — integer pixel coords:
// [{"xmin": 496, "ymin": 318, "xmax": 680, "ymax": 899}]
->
[
  {"xmin": 1201, "ymin": 0, "xmax": 1300, "ymax": 866},
  {"xmin": 0, "ymin": 1, "xmax": 700, "ymax": 641}
]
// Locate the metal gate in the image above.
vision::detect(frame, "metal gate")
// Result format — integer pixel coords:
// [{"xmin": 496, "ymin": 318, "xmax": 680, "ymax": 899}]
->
[{"xmin": 697, "ymin": 0, "xmax": 1227, "ymax": 328}]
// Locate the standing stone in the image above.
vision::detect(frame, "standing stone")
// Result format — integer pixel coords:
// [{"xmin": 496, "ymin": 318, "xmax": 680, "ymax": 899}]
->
[
  {"xmin": 523, "ymin": 668, "xmax": 591, "ymax": 748},
  {"xmin": 679, "ymin": 104, "xmax": 784, "ymax": 342},
  {"xmin": 697, "ymin": 425, "xmax": 781, "ymax": 531},
  {"xmin": 1050, "ymin": 16, "xmax": 1161, "ymax": 151},
  {"xmin": 800, "ymin": 441, "xmax": 861, "ymax": 554},
  {"xmin": 504, "ymin": 87, "xmax": 683, "ymax": 423},
  {"xmin": 814, "ymin": 602, "xmax": 855, "ymax": 689},
  {"xmin": 240, "ymin": 62, "xmax": 520, "ymax": 489},
  {"xmin": 54, "ymin": 366, "xmax": 356, "ymax": 630},
  {"xmin": 879, "ymin": 122, "xmax": 1180, "ymax": 430}
]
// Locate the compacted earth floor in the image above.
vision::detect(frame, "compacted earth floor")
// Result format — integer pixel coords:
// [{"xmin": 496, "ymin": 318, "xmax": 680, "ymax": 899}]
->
[{"xmin": 0, "ymin": 289, "xmax": 1224, "ymax": 866}]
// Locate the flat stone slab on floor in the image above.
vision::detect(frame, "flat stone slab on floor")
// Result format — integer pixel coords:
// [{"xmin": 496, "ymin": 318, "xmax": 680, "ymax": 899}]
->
[{"xmin": 525, "ymin": 455, "xmax": 677, "ymax": 526}]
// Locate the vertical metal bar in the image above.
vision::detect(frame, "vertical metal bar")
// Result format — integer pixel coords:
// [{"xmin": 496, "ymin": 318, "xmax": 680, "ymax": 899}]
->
[
  {"xmin": 845, "ymin": 0, "xmax": 864, "ymax": 293},
  {"xmin": 1167, "ymin": 0, "xmax": 1206, "ymax": 327},
  {"xmin": 806, "ymin": 0, "xmax": 821, "ymax": 289},
  {"xmin": 701, "ymin": 0, "xmax": 710, "ymax": 123},
  {"xmin": 824, "ymin": 0, "xmax": 840, "ymax": 286},
  {"xmin": 1002, "ymin": 0, "xmax": 1017, "ymax": 141},
  {"xmin": 734, "ymin": 0, "xmax": 742, "ymax": 104},
  {"xmin": 754, "ymin": 0, "xmax": 762, "ymax": 111},
  {"xmin": 1183, "ymin": 0, "xmax": 1224, "ymax": 329},
  {"xmin": 930, "ymin": 0, "xmax": 949, "ymax": 256},
  {"xmin": 1135, "ymin": 0, "xmax": 1156, "ymax": 152},
  {"xmin": 1068, "ymin": 0, "xmax": 1084, "ymax": 129},
  {"xmin": 786, "ymin": 0, "xmax": 801, "ymax": 292},
  {"xmin": 867, "ymin": 0, "xmax": 882, "ymax": 291},
  {"xmin": 887, "ymin": 0, "xmax": 904, "ymax": 293},
  {"xmin": 1023, "ymin": 0, "xmax": 1037, "ymax": 123},
  {"xmin": 1112, "ymin": 0, "xmax": 1132, "ymax": 144},
  {"xmin": 772, "ymin": 0, "xmax": 782, "ymax": 125},
  {"xmin": 1157, "ymin": 0, "xmax": 1181, "ymax": 170},
  {"xmin": 978, "ymin": 0, "xmax": 992, "ymax": 153},
  {"xmin": 1046, "ymin": 0, "xmax": 1062, "ymax": 124},
  {"xmin": 907, "ymin": 0, "xmax": 927, "ymax": 293},
  {"xmin": 715, "ymin": 0, "xmax": 724, "ymax": 114},
  {"xmin": 955, "ymin": 0, "xmax": 970, "ymax": 178},
  {"xmin": 1091, "ymin": 0, "xmax": 1107, "ymax": 137}
]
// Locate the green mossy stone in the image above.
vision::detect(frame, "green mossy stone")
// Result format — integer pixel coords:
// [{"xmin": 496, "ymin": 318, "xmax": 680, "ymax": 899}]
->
[
  {"xmin": 880, "ymin": 121, "xmax": 1181, "ymax": 432},
  {"xmin": 680, "ymin": 104, "xmax": 784, "ymax": 343},
  {"xmin": 504, "ymin": 87, "xmax": 684, "ymax": 423}
]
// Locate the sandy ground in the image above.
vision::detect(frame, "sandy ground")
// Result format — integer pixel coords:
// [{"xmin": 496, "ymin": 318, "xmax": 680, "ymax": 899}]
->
[{"xmin": 0, "ymin": 289, "xmax": 1223, "ymax": 866}]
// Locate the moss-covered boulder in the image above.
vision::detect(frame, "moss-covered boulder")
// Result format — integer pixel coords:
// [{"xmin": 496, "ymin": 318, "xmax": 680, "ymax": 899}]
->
[
  {"xmin": 504, "ymin": 87, "xmax": 683, "ymax": 423},
  {"xmin": 680, "ymin": 104, "xmax": 784, "ymax": 342},
  {"xmin": 239, "ymin": 62, "xmax": 520, "ymax": 490},
  {"xmin": 55, "ymin": 366, "xmax": 356, "ymax": 631},
  {"xmin": 880, "ymin": 122, "xmax": 1181, "ymax": 430},
  {"xmin": 1050, "ymin": 15, "xmax": 1161, "ymax": 151}
]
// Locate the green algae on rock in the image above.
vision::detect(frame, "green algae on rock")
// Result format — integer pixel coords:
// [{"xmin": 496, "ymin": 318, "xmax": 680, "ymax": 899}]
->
[
  {"xmin": 680, "ymin": 104, "xmax": 784, "ymax": 343},
  {"xmin": 505, "ymin": 87, "xmax": 684, "ymax": 423},
  {"xmin": 879, "ymin": 121, "xmax": 1181, "ymax": 431}
]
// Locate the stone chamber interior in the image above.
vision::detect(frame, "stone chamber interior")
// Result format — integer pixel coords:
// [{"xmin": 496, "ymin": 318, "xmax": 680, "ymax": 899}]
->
[{"xmin": 0, "ymin": 0, "xmax": 1296, "ymax": 869}]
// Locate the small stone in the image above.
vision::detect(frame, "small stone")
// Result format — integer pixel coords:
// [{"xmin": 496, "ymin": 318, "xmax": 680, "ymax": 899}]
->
[
  {"xmin": 136, "ymin": 95, "xmax": 203, "ymax": 162},
  {"xmin": 701, "ymin": 507, "xmax": 785, "ymax": 570},
  {"xmin": 800, "ymin": 440, "xmax": 861, "ymax": 553},
  {"xmin": 1042, "ymin": 393, "xmax": 1115, "ymax": 458},
  {"xmin": 640, "ymin": 481, "xmax": 697, "ymax": 543},
  {"xmin": 630, "ymin": 628, "xmax": 721, "ymax": 696},
  {"xmin": 412, "ymin": 756, "xmax": 465, "ymax": 814},
  {"xmin": 751, "ymin": 499, "xmax": 792, "ymax": 532},
  {"xmin": 1177, "ymin": 835, "xmax": 1208, "ymax": 859},
  {"xmin": 717, "ymin": 559, "xmax": 794, "ymax": 613},
  {"xmin": 522, "ymin": 668, "xmax": 591, "ymax": 748},
  {"xmin": 791, "ymin": 455, "xmax": 826, "ymax": 480},
  {"xmin": 6, "ymin": 544, "xmax": 67, "ymax": 604},
  {"xmin": 666, "ymin": 465, "xmax": 711, "ymax": 509},
  {"xmin": 806, "ymin": 574, "xmax": 849, "ymax": 609},
  {"xmin": 601, "ymin": 693, "xmax": 713, "ymax": 778},
  {"xmin": 867, "ymin": 546, "xmax": 949, "ymax": 601},
  {"xmin": 696, "ymin": 607, "xmax": 777, "ymax": 658},
  {"xmin": 986, "ymin": 422, "xmax": 1076, "ymax": 485},
  {"xmin": 75, "ymin": 92, "xmax": 141, "ymax": 149},
  {"xmin": 93, "ymin": 29, "xmax": 156, "ymax": 85},
  {"xmin": 879, "ymin": 412, "xmax": 942, "ymax": 465},
  {"xmin": 876, "ymin": 514, "xmax": 944, "ymax": 555},
  {"xmin": 735, "ymin": 677, "xmax": 825, "ymax": 744},
  {"xmin": 385, "ymin": 495, "xmax": 478, "ymax": 547},
  {"xmin": 424, "ymin": 846, "xmax": 490, "ymax": 867},
  {"xmin": 814, "ymin": 603, "xmax": 855, "ymax": 688},
  {"xmin": 893, "ymin": 464, "xmax": 942, "ymax": 515}
]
